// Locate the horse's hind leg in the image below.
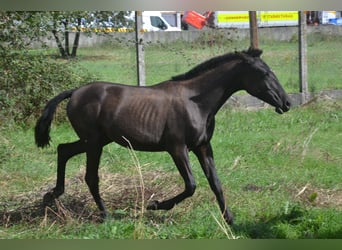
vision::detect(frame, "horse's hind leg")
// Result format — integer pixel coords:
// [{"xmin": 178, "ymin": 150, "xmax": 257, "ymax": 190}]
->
[
  {"xmin": 43, "ymin": 140, "xmax": 86, "ymax": 204},
  {"xmin": 84, "ymin": 143, "xmax": 108, "ymax": 218}
]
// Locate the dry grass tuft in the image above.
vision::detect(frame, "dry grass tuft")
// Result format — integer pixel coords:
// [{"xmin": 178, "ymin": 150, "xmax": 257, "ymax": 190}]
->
[{"xmin": 0, "ymin": 167, "xmax": 182, "ymax": 227}]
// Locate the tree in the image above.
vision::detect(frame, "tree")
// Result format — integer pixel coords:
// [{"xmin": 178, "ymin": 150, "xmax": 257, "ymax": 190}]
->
[
  {"xmin": 0, "ymin": 11, "xmax": 97, "ymax": 122},
  {"xmin": 49, "ymin": 11, "xmax": 85, "ymax": 58},
  {"xmin": 0, "ymin": 11, "xmax": 50, "ymax": 50},
  {"xmin": 50, "ymin": 11, "xmax": 134, "ymax": 58},
  {"xmin": 0, "ymin": 11, "xmax": 133, "ymax": 58}
]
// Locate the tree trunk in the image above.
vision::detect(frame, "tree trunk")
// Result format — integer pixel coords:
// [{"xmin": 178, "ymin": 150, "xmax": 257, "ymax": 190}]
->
[
  {"xmin": 71, "ymin": 17, "xmax": 81, "ymax": 57},
  {"xmin": 52, "ymin": 29, "xmax": 67, "ymax": 58},
  {"xmin": 63, "ymin": 20, "xmax": 70, "ymax": 57}
]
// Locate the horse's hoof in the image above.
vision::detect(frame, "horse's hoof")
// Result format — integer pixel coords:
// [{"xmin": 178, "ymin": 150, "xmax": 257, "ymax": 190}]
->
[
  {"xmin": 224, "ymin": 214, "xmax": 234, "ymax": 225},
  {"xmin": 99, "ymin": 210, "xmax": 109, "ymax": 220},
  {"xmin": 42, "ymin": 192, "xmax": 55, "ymax": 206},
  {"xmin": 97, "ymin": 212, "xmax": 109, "ymax": 223},
  {"xmin": 146, "ymin": 200, "xmax": 159, "ymax": 210}
]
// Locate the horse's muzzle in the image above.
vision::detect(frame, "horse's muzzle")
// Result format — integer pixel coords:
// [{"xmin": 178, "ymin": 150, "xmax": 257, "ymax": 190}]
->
[{"xmin": 276, "ymin": 99, "xmax": 291, "ymax": 114}]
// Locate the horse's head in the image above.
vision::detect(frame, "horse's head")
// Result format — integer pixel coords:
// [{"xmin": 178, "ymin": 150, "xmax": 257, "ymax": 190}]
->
[{"xmin": 240, "ymin": 48, "xmax": 291, "ymax": 114}]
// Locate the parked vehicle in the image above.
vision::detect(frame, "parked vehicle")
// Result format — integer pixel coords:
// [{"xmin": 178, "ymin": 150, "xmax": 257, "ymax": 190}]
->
[
  {"xmin": 142, "ymin": 11, "xmax": 181, "ymax": 31},
  {"xmin": 183, "ymin": 11, "xmax": 299, "ymax": 29}
]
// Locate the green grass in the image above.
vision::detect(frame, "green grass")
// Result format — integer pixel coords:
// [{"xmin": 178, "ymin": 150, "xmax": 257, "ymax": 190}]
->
[
  {"xmin": 72, "ymin": 35, "xmax": 342, "ymax": 93},
  {"xmin": 1, "ymin": 99, "xmax": 341, "ymax": 239},
  {"xmin": 262, "ymin": 34, "xmax": 342, "ymax": 93},
  {"xmin": 1, "ymin": 35, "xmax": 342, "ymax": 238}
]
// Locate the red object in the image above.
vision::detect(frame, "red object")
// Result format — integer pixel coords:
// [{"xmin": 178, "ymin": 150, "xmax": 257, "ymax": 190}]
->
[{"xmin": 183, "ymin": 11, "xmax": 208, "ymax": 29}]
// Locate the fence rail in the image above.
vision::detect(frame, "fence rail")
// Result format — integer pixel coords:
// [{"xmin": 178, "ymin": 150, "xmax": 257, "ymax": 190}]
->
[{"xmin": 32, "ymin": 25, "xmax": 342, "ymax": 49}]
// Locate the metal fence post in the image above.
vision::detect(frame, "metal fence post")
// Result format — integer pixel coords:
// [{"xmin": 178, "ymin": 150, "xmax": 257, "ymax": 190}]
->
[
  {"xmin": 135, "ymin": 11, "xmax": 146, "ymax": 86},
  {"xmin": 249, "ymin": 11, "xmax": 259, "ymax": 49},
  {"xmin": 299, "ymin": 11, "xmax": 308, "ymax": 103}
]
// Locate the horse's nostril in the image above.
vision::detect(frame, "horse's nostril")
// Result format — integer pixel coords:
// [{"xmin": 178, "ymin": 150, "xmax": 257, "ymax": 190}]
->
[{"xmin": 285, "ymin": 100, "xmax": 291, "ymax": 108}]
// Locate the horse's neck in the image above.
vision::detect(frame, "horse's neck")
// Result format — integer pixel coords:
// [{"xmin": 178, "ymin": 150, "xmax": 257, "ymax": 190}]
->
[{"xmin": 186, "ymin": 64, "xmax": 242, "ymax": 114}]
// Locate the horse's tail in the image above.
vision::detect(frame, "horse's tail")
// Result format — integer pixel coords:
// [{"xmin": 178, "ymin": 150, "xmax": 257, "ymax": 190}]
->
[{"xmin": 35, "ymin": 89, "xmax": 75, "ymax": 148}]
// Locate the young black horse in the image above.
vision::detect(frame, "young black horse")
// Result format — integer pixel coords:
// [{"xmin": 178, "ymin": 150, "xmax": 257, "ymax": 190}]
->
[{"xmin": 35, "ymin": 48, "xmax": 291, "ymax": 225}]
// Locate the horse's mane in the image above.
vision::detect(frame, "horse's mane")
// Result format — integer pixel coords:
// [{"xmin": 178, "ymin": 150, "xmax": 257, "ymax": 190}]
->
[{"xmin": 171, "ymin": 48, "xmax": 262, "ymax": 81}]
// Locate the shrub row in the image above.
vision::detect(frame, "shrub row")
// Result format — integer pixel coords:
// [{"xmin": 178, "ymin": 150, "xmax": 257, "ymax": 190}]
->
[{"xmin": 0, "ymin": 50, "xmax": 94, "ymax": 125}]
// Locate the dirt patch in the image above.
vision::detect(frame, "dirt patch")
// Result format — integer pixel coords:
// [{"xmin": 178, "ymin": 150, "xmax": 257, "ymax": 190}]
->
[
  {"xmin": 0, "ymin": 169, "xmax": 182, "ymax": 227},
  {"xmin": 292, "ymin": 184, "xmax": 342, "ymax": 209}
]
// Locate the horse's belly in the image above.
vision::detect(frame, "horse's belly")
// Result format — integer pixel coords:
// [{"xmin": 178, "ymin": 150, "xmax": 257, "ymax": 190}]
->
[
  {"xmin": 103, "ymin": 123, "xmax": 166, "ymax": 151},
  {"xmin": 100, "ymin": 110, "xmax": 167, "ymax": 151},
  {"xmin": 98, "ymin": 88, "xmax": 171, "ymax": 150}
]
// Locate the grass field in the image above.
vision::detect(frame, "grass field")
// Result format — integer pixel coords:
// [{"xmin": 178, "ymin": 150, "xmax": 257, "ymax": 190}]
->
[
  {"xmin": 73, "ymin": 34, "xmax": 342, "ymax": 93},
  {"xmin": 1, "ymin": 36, "xmax": 342, "ymax": 239}
]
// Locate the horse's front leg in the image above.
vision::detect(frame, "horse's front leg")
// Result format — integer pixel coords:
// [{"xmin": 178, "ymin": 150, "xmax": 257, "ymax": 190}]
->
[
  {"xmin": 193, "ymin": 143, "xmax": 234, "ymax": 225},
  {"xmin": 43, "ymin": 140, "xmax": 86, "ymax": 204},
  {"xmin": 147, "ymin": 145, "xmax": 196, "ymax": 210}
]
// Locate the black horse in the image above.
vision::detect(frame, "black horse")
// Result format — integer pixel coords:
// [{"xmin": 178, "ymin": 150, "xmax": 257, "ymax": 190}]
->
[{"xmin": 35, "ymin": 48, "xmax": 291, "ymax": 225}]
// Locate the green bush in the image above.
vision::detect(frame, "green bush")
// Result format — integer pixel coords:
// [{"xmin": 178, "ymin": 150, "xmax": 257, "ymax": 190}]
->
[{"xmin": 0, "ymin": 50, "xmax": 94, "ymax": 125}]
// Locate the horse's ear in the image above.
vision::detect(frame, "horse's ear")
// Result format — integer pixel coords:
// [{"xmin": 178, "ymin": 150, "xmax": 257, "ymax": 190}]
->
[{"xmin": 247, "ymin": 47, "xmax": 263, "ymax": 57}]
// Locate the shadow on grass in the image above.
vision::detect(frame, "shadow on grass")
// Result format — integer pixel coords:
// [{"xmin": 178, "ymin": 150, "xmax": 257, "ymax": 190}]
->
[
  {"xmin": 2, "ymin": 195, "xmax": 341, "ymax": 239},
  {"xmin": 0, "ymin": 187, "xmax": 149, "ymax": 228},
  {"xmin": 232, "ymin": 205, "xmax": 342, "ymax": 239},
  {"xmin": 0, "ymin": 196, "xmax": 105, "ymax": 227}
]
